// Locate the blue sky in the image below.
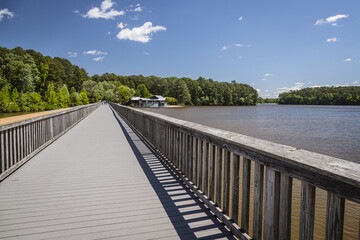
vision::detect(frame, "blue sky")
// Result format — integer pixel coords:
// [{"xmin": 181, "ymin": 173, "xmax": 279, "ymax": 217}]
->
[{"xmin": 0, "ymin": 0, "xmax": 359, "ymax": 98}]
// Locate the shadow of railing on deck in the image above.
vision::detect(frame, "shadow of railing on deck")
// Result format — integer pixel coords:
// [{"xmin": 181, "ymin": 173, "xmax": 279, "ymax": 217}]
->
[{"xmin": 110, "ymin": 108, "xmax": 235, "ymax": 240}]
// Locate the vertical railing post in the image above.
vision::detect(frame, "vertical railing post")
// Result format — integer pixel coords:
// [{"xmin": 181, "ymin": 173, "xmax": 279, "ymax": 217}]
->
[
  {"xmin": 264, "ymin": 168, "xmax": 280, "ymax": 240},
  {"xmin": 299, "ymin": 181, "xmax": 316, "ymax": 240},
  {"xmin": 209, "ymin": 144, "xmax": 216, "ymax": 202},
  {"xmin": 325, "ymin": 192, "xmax": 345, "ymax": 240},
  {"xmin": 253, "ymin": 162, "xmax": 264, "ymax": 239},
  {"xmin": 187, "ymin": 135, "xmax": 193, "ymax": 180},
  {"xmin": 215, "ymin": 147, "xmax": 223, "ymax": 207},
  {"xmin": 279, "ymin": 174, "xmax": 293, "ymax": 240},
  {"xmin": 203, "ymin": 142, "xmax": 209, "ymax": 195},
  {"xmin": 231, "ymin": 154, "xmax": 240, "ymax": 224},
  {"xmin": 197, "ymin": 139, "xmax": 203, "ymax": 189},
  {"xmin": 223, "ymin": 150, "xmax": 231, "ymax": 215},
  {"xmin": 241, "ymin": 157, "xmax": 251, "ymax": 232}
]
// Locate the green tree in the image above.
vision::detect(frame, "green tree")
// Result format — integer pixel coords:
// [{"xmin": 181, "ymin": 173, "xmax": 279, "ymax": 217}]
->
[
  {"xmin": 44, "ymin": 83, "xmax": 58, "ymax": 109},
  {"xmin": 79, "ymin": 88, "xmax": 89, "ymax": 105},
  {"xmin": 166, "ymin": 97, "xmax": 178, "ymax": 105},
  {"xmin": 0, "ymin": 85, "xmax": 12, "ymax": 112},
  {"xmin": 57, "ymin": 84, "xmax": 70, "ymax": 108},
  {"xmin": 135, "ymin": 83, "xmax": 151, "ymax": 98},
  {"xmin": 118, "ymin": 85, "xmax": 135, "ymax": 104},
  {"xmin": 174, "ymin": 79, "xmax": 191, "ymax": 105}
]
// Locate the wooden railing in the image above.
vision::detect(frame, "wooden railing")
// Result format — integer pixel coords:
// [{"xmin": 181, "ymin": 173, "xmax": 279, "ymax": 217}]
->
[
  {"xmin": 110, "ymin": 103, "xmax": 360, "ymax": 240},
  {"xmin": 0, "ymin": 103, "xmax": 100, "ymax": 181}
]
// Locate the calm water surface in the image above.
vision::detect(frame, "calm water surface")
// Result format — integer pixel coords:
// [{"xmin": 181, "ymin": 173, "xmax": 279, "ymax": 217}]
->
[
  {"xmin": 146, "ymin": 104, "xmax": 360, "ymax": 163},
  {"xmin": 145, "ymin": 104, "xmax": 360, "ymax": 239}
]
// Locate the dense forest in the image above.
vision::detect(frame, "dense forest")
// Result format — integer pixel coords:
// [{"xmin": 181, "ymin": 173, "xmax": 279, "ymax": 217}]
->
[
  {"xmin": 0, "ymin": 46, "xmax": 258, "ymax": 113},
  {"xmin": 278, "ymin": 87, "xmax": 360, "ymax": 105}
]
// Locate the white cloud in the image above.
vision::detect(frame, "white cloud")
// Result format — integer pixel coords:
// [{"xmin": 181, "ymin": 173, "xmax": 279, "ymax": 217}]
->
[
  {"xmin": 326, "ymin": 37, "xmax": 338, "ymax": 43},
  {"xmin": 238, "ymin": 56, "xmax": 243, "ymax": 59},
  {"xmin": 67, "ymin": 51, "xmax": 78, "ymax": 58},
  {"xmin": 264, "ymin": 90, "xmax": 269, "ymax": 92},
  {"xmin": 82, "ymin": 0, "xmax": 125, "ymax": 20},
  {"xmin": 256, "ymin": 89, "xmax": 261, "ymax": 92},
  {"xmin": 234, "ymin": 43, "xmax": 251, "ymax": 47},
  {"xmin": 276, "ymin": 83, "xmax": 303, "ymax": 94},
  {"xmin": 117, "ymin": 22, "xmax": 166, "ymax": 43},
  {"xmin": 0, "ymin": 8, "xmax": 14, "ymax": 21},
  {"xmin": 295, "ymin": 82, "xmax": 303, "ymax": 85},
  {"xmin": 238, "ymin": 16, "xmax": 243, "ymax": 21},
  {"xmin": 310, "ymin": 85, "xmax": 322, "ymax": 88},
  {"xmin": 93, "ymin": 56, "xmax": 105, "ymax": 61},
  {"xmin": 83, "ymin": 50, "xmax": 108, "ymax": 55},
  {"xmin": 131, "ymin": 4, "xmax": 143, "ymax": 12},
  {"xmin": 353, "ymin": 81, "xmax": 358, "ymax": 84},
  {"xmin": 73, "ymin": 10, "xmax": 80, "ymax": 14},
  {"xmin": 264, "ymin": 73, "xmax": 272, "ymax": 77},
  {"xmin": 117, "ymin": 22, "xmax": 128, "ymax": 29},
  {"xmin": 326, "ymin": 14, "xmax": 348, "ymax": 23},
  {"xmin": 144, "ymin": 52, "xmax": 150, "ymax": 55},
  {"xmin": 314, "ymin": 14, "xmax": 348, "ymax": 26},
  {"xmin": 221, "ymin": 46, "xmax": 229, "ymax": 51},
  {"xmin": 344, "ymin": 58, "xmax": 352, "ymax": 62}
]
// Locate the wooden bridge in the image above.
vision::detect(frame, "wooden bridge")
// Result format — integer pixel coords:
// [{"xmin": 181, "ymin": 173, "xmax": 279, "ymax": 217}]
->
[{"xmin": 0, "ymin": 103, "xmax": 359, "ymax": 240}]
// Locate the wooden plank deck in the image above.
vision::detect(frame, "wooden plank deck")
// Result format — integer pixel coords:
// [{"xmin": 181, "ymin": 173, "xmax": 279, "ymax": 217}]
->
[{"xmin": 0, "ymin": 105, "xmax": 235, "ymax": 240}]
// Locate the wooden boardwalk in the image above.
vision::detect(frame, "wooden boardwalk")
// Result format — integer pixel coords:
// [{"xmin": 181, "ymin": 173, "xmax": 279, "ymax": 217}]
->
[{"xmin": 0, "ymin": 105, "xmax": 235, "ymax": 240}]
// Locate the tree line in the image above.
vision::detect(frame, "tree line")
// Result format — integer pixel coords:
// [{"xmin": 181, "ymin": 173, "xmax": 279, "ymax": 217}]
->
[
  {"xmin": 0, "ymin": 46, "xmax": 258, "ymax": 113},
  {"xmin": 278, "ymin": 86, "xmax": 360, "ymax": 105}
]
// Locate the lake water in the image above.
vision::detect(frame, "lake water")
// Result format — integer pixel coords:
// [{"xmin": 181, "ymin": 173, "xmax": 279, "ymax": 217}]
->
[
  {"xmin": 146, "ymin": 104, "xmax": 360, "ymax": 163},
  {"xmin": 145, "ymin": 104, "xmax": 360, "ymax": 239}
]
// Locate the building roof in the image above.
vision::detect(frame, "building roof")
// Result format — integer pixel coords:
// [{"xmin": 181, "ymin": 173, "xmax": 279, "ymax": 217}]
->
[{"xmin": 150, "ymin": 95, "xmax": 166, "ymax": 101}]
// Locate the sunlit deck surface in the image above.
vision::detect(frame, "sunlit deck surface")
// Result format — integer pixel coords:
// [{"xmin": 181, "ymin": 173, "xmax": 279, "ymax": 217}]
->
[{"xmin": 0, "ymin": 105, "xmax": 235, "ymax": 240}]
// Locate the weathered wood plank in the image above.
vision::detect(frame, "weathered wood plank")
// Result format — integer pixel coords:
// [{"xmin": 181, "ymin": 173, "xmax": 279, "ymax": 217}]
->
[
  {"xmin": 253, "ymin": 162, "xmax": 264, "ymax": 239},
  {"xmin": 203, "ymin": 142, "xmax": 209, "ymax": 195},
  {"xmin": 299, "ymin": 181, "xmax": 316, "ymax": 240},
  {"xmin": 215, "ymin": 147, "xmax": 223, "ymax": 207},
  {"xmin": 231, "ymin": 154, "xmax": 240, "ymax": 224},
  {"xmin": 264, "ymin": 167, "xmax": 280, "ymax": 240},
  {"xmin": 279, "ymin": 174, "xmax": 293, "ymax": 240},
  {"xmin": 0, "ymin": 131, "xmax": 4, "ymax": 174},
  {"xmin": 187, "ymin": 135, "xmax": 193, "ymax": 180},
  {"xmin": 193, "ymin": 137, "xmax": 198, "ymax": 185},
  {"xmin": 223, "ymin": 150, "xmax": 231, "ymax": 215},
  {"xmin": 241, "ymin": 157, "xmax": 251, "ymax": 232},
  {"xmin": 209, "ymin": 144, "xmax": 216, "ymax": 201},
  {"xmin": 325, "ymin": 192, "xmax": 345, "ymax": 240},
  {"xmin": 197, "ymin": 139, "xmax": 203, "ymax": 189}
]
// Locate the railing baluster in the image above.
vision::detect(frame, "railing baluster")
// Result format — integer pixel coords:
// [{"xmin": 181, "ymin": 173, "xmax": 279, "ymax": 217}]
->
[
  {"xmin": 0, "ymin": 131, "xmax": 4, "ymax": 174},
  {"xmin": 231, "ymin": 154, "xmax": 240, "ymax": 224},
  {"xmin": 197, "ymin": 139, "xmax": 203, "ymax": 189},
  {"xmin": 264, "ymin": 167, "xmax": 281, "ymax": 240},
  {"xmin": 203, "ymin": 142, "xmax": 209, "ymax": 195},
  {"xmin": 241, "ymin": 157, "xmax": 251, "ymax": 232},
  {"xmin": 193, "ymin": 137, "xmax": 198, "ymax": 186},
  {"xmin": 253, "ymin": 162, "xmax": 264, "ymax": 239},
  {"xmin": 299, "ymin": 181, "xmax": 316, "ymax": 240},
  {"xmin": 223, "ymin": 150, "xmax": 231, "ymax": 215},
  {"xmin": 209, "ymin": 144, "xmax": 216, "ymax": 202},
  {"xmin": 9, "ymin": 129, "xmax": 13, "ymax": 167},
  {"xmin": 215, "ymin": 147, "xmax": 223, "ymax": 207},
  {"xmin": 187, "ymin": 134, "xmax": 192, "ymax": 180},
  {"xmin": 325, "ymin": 192, "xmax": 345, "ymax": 240},
  {"xmin": 279, "ymin": 174, "xmax": 293, "ymax": 240}
]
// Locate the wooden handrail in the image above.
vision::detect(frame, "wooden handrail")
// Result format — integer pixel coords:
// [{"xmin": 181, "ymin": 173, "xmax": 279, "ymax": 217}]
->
[
  {"xmin": 110, "ymin": 103, "xmax": 360, "ymax": 240},
  {"xmin": 0, "ymin": 103, "xmax": 101, "ymax": 181}
]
